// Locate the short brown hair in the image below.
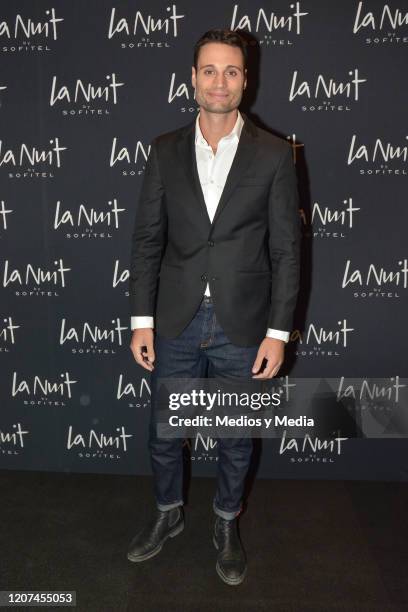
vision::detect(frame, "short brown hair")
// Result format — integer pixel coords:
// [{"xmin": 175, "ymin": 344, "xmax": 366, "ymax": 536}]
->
[{"xmin": 193, "ymin": 29, "xmax": 247, "ymax": 70}]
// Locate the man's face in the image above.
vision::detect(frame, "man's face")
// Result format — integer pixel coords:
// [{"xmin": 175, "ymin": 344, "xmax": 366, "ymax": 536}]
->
[{"xmin": 192, "ymin": 42, "xmax": 247, "ymax": 114}]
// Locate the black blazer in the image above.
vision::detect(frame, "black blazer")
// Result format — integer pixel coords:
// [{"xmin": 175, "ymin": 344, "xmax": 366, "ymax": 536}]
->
[{"xmin": 129, "ymin": 113, "xmax": 301, "ymax": 347}]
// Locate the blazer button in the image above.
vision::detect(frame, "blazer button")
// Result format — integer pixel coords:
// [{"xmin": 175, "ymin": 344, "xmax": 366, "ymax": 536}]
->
[
  {"xmin": 207, "ymin": 240, "xmax": 214, "ymax": 247},
  {"xmin": 201, "ymin": 274, "xmax": 207, "ymax": 281}
]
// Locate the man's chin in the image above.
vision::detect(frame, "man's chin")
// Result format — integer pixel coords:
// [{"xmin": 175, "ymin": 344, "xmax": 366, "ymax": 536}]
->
[{"xmin": 201, "ymin": 102, "xmax": 239, "ymax": 114}]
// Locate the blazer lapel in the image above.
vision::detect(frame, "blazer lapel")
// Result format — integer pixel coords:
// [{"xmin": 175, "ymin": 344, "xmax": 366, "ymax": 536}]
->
[
  {"xmin": 176, "ymin": 119, "xmax": 212, "ymax": 229},
  {"xmin": 211, "ymin": 115, "xmax": 258, "ymax": 228},
  {"xmin": 176, "ymin": 113, "xmax": 259, "ymax": 231}
]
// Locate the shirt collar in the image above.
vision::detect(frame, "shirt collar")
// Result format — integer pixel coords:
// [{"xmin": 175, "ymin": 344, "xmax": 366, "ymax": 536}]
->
[{"xmin": 195, "ymin": 110, "xmax": 244, "ymax": 147}]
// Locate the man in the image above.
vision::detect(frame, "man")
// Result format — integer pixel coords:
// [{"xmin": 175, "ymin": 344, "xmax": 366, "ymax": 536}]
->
[{"xmin": 127, "ymin": 29, "xmax": 301, "ymax": 586}]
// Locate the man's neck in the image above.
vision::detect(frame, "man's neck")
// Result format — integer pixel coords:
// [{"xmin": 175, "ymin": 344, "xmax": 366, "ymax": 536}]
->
[{"xmin": 198, "ymin": 108, "xmax": 238, "ymax": 153}]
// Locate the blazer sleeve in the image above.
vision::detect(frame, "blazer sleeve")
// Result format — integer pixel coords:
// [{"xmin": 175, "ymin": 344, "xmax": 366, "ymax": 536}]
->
[
  {"xmin": 129, "ymin": 139, "xmax": 167, "ymax": 316},
  {"xmin": 267, "ymin": 142, "xmax": 301, "ymax": 331}
]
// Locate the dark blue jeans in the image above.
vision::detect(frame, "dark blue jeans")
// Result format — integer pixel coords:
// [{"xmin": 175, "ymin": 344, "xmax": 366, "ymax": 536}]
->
[{"xmin": 148, "ymin": 296, "xmax": 260, "ymax": 520}]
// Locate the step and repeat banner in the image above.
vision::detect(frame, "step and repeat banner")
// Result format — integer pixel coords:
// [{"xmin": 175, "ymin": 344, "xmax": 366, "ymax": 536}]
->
[{"xmin": 1, "ymin": 0, "xmax": 407, "ymax": 481}]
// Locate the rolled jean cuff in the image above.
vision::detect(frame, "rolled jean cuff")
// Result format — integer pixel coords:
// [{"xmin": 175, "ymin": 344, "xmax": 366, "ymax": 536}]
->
[
  {"xmin": 213, "ymin": 499, "xmax": 241, "ymax": 520},
  {"xmin": 157, "ymin": 500, "xmax": 184, "ymax": 512}
]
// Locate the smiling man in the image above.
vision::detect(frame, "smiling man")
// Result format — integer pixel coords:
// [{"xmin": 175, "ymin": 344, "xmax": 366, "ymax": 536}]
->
[{"xmin": 127, "ymin": 29, "xmax": 301, "ymax": 585}]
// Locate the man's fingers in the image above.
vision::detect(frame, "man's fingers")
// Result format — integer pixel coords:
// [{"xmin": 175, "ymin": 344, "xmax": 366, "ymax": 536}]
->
[
  {"xmin": 140, "ymin": 346, "xmax": 155, "ymax": 371},
  {"xmin": 270, "ymin": 365, "xmax": 281, "ymax": 378},
  {"xmin": 251, "ymin": 351, "xmax": 265, "ymax": 374},
  {"xmin": 134, "ymin": 346, "xmax": 152, "ymax": 371},
  {"xmin": 252, "ymin": 360, "xmax": 281, "ymax": 379},
  {"xmin": 131, "ymin": 342, "xmax": 154, "ymax": 371},
  {"xmin": 145, "ymin": 343, "xmax": 155, "ymax": 364},
  {"xmin": 130, "ymin": 329, "xmax": 155, "ymax": 370}
]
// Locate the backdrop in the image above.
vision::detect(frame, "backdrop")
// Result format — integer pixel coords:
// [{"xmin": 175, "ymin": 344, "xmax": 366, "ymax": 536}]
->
[{"xmin": 1, "ymin": 0, "xmax": 407, "ymax": 481}]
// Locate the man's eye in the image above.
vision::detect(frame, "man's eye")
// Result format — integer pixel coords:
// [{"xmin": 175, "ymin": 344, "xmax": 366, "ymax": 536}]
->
[
  {"xmin": 227, "ymin": 71, "xmax": 237, "ymax": 77},
  {"xmin": 204, "ymin": 70, "xmax": 214, "ymax": 75}
]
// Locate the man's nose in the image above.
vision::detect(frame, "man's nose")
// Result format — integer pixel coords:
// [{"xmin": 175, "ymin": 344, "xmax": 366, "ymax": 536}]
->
[{"xmin": 214, "ymin": 72, "xmax": 227, "ymax": 87}]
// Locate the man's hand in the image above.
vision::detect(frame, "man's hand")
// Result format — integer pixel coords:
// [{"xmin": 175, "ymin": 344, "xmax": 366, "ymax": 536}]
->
[
  {"xmin": 252, "ymin": 337, "xmax": 285, "ymax": 379},
  {"xmin": 130, "ymin": 328, "xmax": 155, "ymax": 371}
]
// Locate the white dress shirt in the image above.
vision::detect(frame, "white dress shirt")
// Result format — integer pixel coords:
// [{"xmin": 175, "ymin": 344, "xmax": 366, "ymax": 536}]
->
[{"xmin": 131, "ymin": 110, "xmax": 289, "ymax": 343}]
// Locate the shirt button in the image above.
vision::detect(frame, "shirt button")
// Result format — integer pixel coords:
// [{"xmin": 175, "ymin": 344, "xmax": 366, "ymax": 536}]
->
[{"xmin": 207, "ymin": 240, "xmax": 214, "ymax": 247}]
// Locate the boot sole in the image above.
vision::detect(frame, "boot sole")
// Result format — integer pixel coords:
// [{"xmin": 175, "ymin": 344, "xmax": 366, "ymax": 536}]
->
[
  {"xmin": 127, "ymin": 520, "xmax": 184, "ymax": 563},
  {"xmin": 213, "ymin": 535, "xmax": 247, "ymax": 586}
]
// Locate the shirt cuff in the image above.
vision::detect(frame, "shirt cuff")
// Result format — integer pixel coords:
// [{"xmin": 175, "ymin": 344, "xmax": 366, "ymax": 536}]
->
[
  {"xmin": 266, "ymin": 328, "xmax": 290, "ymax": 343},
  {"xmin": 131, "ymin": 316, "xmax": 154, "ymax": 330}
]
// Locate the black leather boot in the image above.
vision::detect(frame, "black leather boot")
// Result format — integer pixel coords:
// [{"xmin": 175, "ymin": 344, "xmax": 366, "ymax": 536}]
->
[
  {"xmin": 213, "ymin": 516, "xmax": 247, "ymax": 585},
  {"xmin": 127, "ymin": 506, "xmax": 184, "ymax": 562}
]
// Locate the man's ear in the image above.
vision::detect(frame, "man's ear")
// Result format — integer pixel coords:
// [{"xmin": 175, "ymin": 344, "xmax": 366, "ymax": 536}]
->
[
  {"xmin": 243, "ymin": 68, "xmax": 247, "ymax": 90},
  {"xmin": 191, "ymin": 66, "xmax": 196, "ymax": 89}
]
